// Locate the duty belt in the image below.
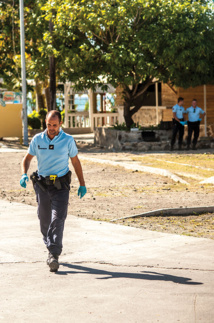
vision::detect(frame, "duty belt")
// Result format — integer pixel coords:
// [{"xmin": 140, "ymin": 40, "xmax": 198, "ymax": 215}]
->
[
  {"xmin": 44, "ymin": 172, "xmax": 71, "ymax": 186},
  {"xmin": 30, "ymin": 171, "xmax": 71, "ymax": 191}
]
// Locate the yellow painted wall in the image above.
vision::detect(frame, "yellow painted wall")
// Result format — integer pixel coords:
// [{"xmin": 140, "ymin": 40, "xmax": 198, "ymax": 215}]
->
[{"xmin": 0, "ymin": 104, "xmax": 22, "ymax": 139}]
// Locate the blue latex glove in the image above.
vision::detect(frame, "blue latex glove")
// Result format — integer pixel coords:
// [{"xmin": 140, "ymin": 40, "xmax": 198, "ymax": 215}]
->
[
  {"xmin": 20, "ymin": 174, "xmax": 29, "ymax": 188},
  {"xmin": 180, "ymin": 121, "xmax": 185, "ymax": 126},
  {"xmin": 78, "ymin": 186, "xmax": 87, "ymax": 199},
  {"xmin": 198, "ymin": 118, "xmax": 202, "ymax": 122}
]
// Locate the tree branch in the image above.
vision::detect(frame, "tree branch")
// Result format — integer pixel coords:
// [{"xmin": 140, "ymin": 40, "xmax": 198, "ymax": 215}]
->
[
  {"xmin": 132, "ymin": 83, "xmax": 138, "ymax": 97},
  {"xmin": 166, "ymin": 82, "xmax": 178, "ymax": 94},
  {"xmin": 123, "ymin": 85, "xmax": 131, "ymax": 100},
  {"xmin": 130, "ymin": 100, "xmax": 143, "ymax": 116},
  {"xmin": 133, "ymin": 78, "xmax": 153, "ymax": 100},
  {"xmin": 90, "ymin": 31, "xmax": 109, "ymax": 45}
]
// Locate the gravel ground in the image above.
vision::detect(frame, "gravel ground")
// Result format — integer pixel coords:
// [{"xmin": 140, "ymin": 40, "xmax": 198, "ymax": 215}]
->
[{"xmin": 0, "ymin": 138, "xmax": 214, "ymax": 239}]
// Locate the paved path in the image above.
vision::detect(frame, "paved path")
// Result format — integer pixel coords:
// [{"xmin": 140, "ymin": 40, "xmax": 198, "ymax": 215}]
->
[{"xmin": 0, "ymin": 200, "xmax": 214, "ymax": 323}]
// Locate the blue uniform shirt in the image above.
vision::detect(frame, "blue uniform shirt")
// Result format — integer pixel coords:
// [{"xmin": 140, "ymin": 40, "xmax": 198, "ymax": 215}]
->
[
  {"xmin": 186, "ymin": 106, "xmax": 205, "ymax": 122},
  {"xmin": 28, "ymin": 129, "xmax": 78, "ymax": 177},
  {"xmin": 172, "ymin": 104, "xmax": 186, "ymax": 119}
]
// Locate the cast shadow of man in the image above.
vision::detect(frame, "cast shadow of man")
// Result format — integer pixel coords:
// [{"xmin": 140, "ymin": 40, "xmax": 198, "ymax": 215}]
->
[{"xmin": 56, "ymin": 263, "xmax": 202, "ymax": 285}]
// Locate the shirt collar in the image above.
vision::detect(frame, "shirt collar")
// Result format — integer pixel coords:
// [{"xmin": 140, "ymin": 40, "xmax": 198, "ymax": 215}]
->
[{"xmin": 44, "ymin": 128, "xmax": 63, "ymax": 141}]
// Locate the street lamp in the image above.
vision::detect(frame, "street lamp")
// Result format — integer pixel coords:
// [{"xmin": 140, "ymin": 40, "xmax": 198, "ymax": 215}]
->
[
  {"xmin": 19, "ymin": 0, "xmax": 28, "ymax": 146},
  {"xmin": 0, "ymin": 0, "xmax": 28, "ymax": 145}
]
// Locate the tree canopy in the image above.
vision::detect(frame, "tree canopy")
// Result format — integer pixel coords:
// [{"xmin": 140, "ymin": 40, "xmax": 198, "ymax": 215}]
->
[
  {"xmin": 0, "ymin": 0, "xmax": 50, "ymax": 89},
  {"xmin": 1, "ymin": 0, "xmax": 214, "ymax": 126},
  {"xmin": 42, "ymin": 0, "xmax": 214, "ymax": 126}
]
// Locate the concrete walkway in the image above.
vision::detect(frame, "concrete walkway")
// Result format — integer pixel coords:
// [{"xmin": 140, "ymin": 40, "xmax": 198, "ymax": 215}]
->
[{"xmin": 0, "ymin": 200, "xmax": 214, "ymax": 323}]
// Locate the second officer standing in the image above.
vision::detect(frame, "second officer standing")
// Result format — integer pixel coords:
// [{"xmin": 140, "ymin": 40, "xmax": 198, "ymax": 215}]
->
[
  {"xmin": 186, "ymin": 99, "xmax": 206, "ymax": 150},
  {"xmin": 171, "ymin": 97, "xmax": 186, "ymax": 151}
]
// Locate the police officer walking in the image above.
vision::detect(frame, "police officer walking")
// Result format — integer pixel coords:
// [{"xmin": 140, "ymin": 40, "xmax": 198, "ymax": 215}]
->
[
  {"xmin": 20, "ymin": 110, "xmax": 87, "ymax": 272},
  {"xmin": 186, "ymin": 99, "xmax": 206, "ymax": 150},
  {"xmin": 171, "ymin": 97, "xmax": 186, "ymax": 151}
]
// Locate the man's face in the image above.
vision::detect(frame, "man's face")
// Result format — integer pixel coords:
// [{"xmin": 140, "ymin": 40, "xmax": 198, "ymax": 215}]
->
[
  {"xmin": 46, "ymin": 116, "xmax": 62, "ymax": 138},
  {"xmin": 179, "ymin": 100, "xmax": 184, "ymax": 106},
  {"xmin": 192, "ymin": 100, "xmax": 197, "ymax": 108}
]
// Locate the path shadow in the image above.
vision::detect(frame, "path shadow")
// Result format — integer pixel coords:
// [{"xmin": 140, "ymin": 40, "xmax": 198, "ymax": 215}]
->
[{"xmin": 56, "ymin": 263, "xmax": 202, "ymax": 285}]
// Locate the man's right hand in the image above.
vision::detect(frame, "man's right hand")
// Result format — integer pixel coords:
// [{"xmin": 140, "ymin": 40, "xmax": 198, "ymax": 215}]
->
[{"xmin": 20, "ymin": 174, "xmax": 29, "ymax": 188}]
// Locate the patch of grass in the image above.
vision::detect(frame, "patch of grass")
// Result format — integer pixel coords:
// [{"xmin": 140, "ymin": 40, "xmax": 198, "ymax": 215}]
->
[
  {"xmin": 134, "ymin": 205, "xmax": 144, "ymax": 209},
  {"xmin": 131, "ymin": 155, "xmax": 214, "ymax": 180},
  {"xmin": 116, "ymin": 213, "xmax": 214, "ymax": 239}
]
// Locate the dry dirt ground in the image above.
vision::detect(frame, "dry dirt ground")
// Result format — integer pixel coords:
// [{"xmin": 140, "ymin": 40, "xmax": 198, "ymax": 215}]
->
[{"xmin": 0, "ymin": 138, "xmax": 214, "ymax": 239}]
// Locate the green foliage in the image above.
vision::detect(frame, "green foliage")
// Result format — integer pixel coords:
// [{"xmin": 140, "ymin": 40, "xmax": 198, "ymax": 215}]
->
[
  {"xmin": 28, "ymin": 110, "xmax": 40, "ymax": 118},
  {"xmin": 61, "ymin": 109, "xmax": 65, "ymax": 123},
  {"xmin": 113, "ymin": 122, "xmax": 161, "ymax": 131},
  {"xmin": 113, "ymin": 122, "xmax": 130, "ymax": 131},
  {"xmin": 1, "ymin": 0, "xmax": 214, "ymax": 127},
  {"xmin": 84, "ymin": 101, "xmax": 89, "ymax": 111},
  {"xmin": 0, "ymin": 0, "xmax": 50, "ymax": 89},
  {"xmin": 42, "ymin": 0, "xmax": 214, "ymax": 89},
  {"xmin": 41, "ymin": 0, "xmax": 214, "ymax": 127},
  {"xmin": 38, "ymin": 108, "xmax": 47, "ymax": 121},
  {"xmin": 28, "ymin": 110, "xmax": 41, "ymax": 129},
  {"xmin": 111, "ymin": 107, "xmax": 117, "ymax": 113}
]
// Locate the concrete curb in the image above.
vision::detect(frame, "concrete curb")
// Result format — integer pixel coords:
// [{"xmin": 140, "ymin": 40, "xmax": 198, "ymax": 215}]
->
[
  {"xmin": 200, "ymin": 176, "xmax": 214, "ymax": 184},
  {"xmin": 111, "ymin": 206, "xmax": 214, "ymax": 222},
  {"xmin": 80, "ymin": 156, "xmax": 189, "ymax": 184}
]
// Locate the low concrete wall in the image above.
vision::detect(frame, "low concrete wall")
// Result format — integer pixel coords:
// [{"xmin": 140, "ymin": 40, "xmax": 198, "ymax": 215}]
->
[
  {"xmin": 94, "ymin": 127, "xmax": 214, "ymax": 152},
  {"xmin": 94, "ymin": 128, "xmax": 170, "ymax": 151},
  {"xmin": 117, "ymin": 105, "xmax": 164, "ymax": 126}
]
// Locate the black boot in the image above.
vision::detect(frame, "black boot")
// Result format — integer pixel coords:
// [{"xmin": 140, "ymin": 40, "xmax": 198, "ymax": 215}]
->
[{"xmin": 47, "ymin": 252, "xmax": 59, "ymax": 272}]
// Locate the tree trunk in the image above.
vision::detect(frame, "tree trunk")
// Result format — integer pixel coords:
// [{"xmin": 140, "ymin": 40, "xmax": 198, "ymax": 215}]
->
[
  {"xmin": 123, "ymin": 100, "xmax": 134, "ymax": 129},
  {"xmin": 45, "ymin": 86, "xmax": 50, "ymax": 110},
  {"xmin": 35, "ymin": 80, "xmax": 45, "ymax": 111},
  {"xmin": 122, "ymin": 79, "xmax": 153, "ymax": 128},
  {"xmin": 49, "ymin": 55, "xmax": 56, "ymax": 111}
]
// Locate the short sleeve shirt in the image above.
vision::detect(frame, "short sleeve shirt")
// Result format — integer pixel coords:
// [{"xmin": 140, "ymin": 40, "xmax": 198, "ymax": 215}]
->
[
  {"xmin": 186, "ymin": 106, "xmax": 205, "ymax": 122},
  {"xmin": 172, "ymin": 104, "xmax": 185, "ymax": 119},
  {"xmin": 28, "ymin": 129, "xmax": 78, "ymax": 177}
]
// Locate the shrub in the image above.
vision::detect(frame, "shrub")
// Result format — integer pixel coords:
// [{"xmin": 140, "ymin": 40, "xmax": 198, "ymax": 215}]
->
[
  {"xmin": 28, "ymin": 116, "xmax": 41, "ymax": 129},
  {"xmin": 61, "ymin": 109, "xmax": 65, "ymax": 123},
  {"xmin": 28, "ymin": 110, "xmax": 41, "ymax": 129},
  {"xmin": 84, "ymin": 101, "xmax": 89, "ymax": 111},
  {"xmin": 113, "ymin": 122, "xmax": 129, "ymax": 131},
  {"xmin": 38, "ymin": 108, "xmax": 47, "ymax": 121}
]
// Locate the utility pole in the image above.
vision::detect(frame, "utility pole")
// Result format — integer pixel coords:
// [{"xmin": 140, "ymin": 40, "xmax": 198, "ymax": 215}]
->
[
  {"xmin": 49, "ymin": 18, "xmax": 56, "ymax": 111},
  {"xmin": 19, "ymin": 0, "xmax": 28, "ymax": 145}
]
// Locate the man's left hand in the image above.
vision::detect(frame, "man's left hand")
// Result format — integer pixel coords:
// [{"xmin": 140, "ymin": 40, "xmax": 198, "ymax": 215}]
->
[{"xmin": 78, "ymin": 186, "xmax": 87, "ymax": 199}]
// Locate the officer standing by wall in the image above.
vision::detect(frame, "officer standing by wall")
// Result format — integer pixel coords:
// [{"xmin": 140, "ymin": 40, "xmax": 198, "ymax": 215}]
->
[
  {"xmin": 20, "ymin": 110, "xmax": 87, "ymax": 272},
  {"xmin": 171, "ymin": 97, "xmax": 186, "ymax": 151},
  {"xmin": 186, "ymin": 99, "xmax": 206, "ymax": 150}
]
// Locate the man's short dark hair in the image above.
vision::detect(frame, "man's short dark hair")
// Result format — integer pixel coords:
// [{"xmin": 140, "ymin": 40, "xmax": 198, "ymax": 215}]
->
[
  {"xmin": 178, "ymin": 97, "xmax": 184, "ymax": 103},
  {"xmin": 46, "ymin": 110, "xmax": 61, "ymax": 122},
  {"xmin": 192, "ymin": 98, "xmax": 197, "ymax": 102}
]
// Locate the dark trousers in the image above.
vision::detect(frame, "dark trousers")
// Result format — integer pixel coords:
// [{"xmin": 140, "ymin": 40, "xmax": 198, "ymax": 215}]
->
[
  {"xmin": 171, "ymin": 119, "xmax": 184, "ymax": 147},
  {"xmin": 34, "ymin": 182, "xmax": 70, "ymax": 256},
  {"xmin": 187, "ymin": 121, "xmax": 200, "ymax": 147}
]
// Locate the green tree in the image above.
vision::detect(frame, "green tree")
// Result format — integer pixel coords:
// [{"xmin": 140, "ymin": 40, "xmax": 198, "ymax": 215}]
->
[
  {"xmin": 43, "ymin": 0, "xmax": 214, "ymax": 127},
  {"xmin": 0, "ymin": 0, "xmax": 54, "ymax": 108}
]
